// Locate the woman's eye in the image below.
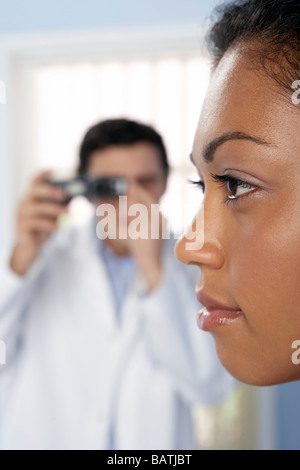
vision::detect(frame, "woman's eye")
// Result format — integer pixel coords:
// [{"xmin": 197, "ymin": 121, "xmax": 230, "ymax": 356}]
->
[
  {"xmin": 211, "ymin": 174, "xmax": 256, "ymax": 202},
  {"xmin": 189, "ymin": 175, "xmax": 256, "ymax": 202},
  {"xmin": 226, "ymin": 179, "xmax": 255, "ymax": 200}
]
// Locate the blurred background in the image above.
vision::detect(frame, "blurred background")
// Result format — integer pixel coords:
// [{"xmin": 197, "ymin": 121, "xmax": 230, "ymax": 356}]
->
[{"xmin": 0, "ymin": 0, "xmax": 299, "ymax": 450}]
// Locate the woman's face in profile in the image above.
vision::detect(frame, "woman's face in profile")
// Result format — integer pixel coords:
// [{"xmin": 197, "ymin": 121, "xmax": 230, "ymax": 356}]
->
[{"xmin": 175, "ymin": 45, "xmax": 300, "ymax": 386}]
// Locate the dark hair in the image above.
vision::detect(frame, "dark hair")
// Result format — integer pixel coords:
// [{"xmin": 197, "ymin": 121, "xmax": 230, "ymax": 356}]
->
[
  {"xmin": 78, "ymin": 118, "xmax": 169, "ymax": 176},
  {"xmin": 207, "ymin": 0, "xmax": 300, "ymax": 95}
]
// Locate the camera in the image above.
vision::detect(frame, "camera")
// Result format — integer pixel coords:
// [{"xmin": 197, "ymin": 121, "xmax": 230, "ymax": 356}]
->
[{"xmin": 45, "ymin": 176, "xmax": 127, "ymax": 203}]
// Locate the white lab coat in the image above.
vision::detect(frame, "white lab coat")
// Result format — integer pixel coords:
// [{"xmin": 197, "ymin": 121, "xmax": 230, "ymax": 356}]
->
[{"xmin": 0, "ymin": 219, "xmax": 235, "ymax": 450}]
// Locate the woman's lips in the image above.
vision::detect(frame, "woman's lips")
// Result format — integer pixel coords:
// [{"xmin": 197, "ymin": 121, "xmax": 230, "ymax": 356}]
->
[{"xmin": 196, "ymin": 291, "xmax": 244, "ymax": 331}]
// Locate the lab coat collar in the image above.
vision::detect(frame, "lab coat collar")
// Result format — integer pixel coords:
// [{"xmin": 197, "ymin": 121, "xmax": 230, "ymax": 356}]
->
[
  {"xmin": 65, "ymin": 218, "xmax": 148, "ymax": 329},
  {"xmin": 68, "ymin": 217, "xmax": 120, "ymax": 332},
  {"xmin": 66, "ymin": 217, "xmax": 177, "ymax": 328}
]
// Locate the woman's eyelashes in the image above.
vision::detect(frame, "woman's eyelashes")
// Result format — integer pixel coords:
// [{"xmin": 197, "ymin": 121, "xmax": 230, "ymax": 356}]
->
[
  {"xmin": 211, "ymin": 174, "xmax": 256, "ymax": 202},
  {"xmin": 189, "ymin": 174, "xmax": 256, "ymax": 203},
  {"xmin": 189, "ymin": 178, "xmax": 205, "ymax": 193}
]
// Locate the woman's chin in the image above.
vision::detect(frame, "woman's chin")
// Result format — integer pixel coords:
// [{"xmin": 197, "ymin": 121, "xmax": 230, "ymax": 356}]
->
[{"xmin": 214, "ymin": 339, "xmax": 300, "ymax": 387}]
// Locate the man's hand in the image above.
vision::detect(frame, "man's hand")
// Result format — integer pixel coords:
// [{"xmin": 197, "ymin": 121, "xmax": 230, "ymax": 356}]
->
[{"xmin": 10, "ymin": 170, "xmax": 67, "ymax": 276}]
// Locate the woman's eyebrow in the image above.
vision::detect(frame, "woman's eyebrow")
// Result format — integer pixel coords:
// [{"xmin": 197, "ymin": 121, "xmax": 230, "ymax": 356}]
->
[{"xmin": 202, "ymin": 131, "xmax": 274, "ymax": 162}]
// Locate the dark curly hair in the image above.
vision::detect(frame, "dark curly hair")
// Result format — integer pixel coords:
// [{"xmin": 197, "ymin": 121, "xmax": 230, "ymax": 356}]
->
[{"xmin": 207, "ymin": 0, "xmax": 300, "ymax": 96}]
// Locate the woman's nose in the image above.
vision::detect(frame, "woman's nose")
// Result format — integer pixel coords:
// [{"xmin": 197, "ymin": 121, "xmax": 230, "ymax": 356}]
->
[{"xmin": 174, "ymin": 206, "xmax": 225, "ymax": 270}]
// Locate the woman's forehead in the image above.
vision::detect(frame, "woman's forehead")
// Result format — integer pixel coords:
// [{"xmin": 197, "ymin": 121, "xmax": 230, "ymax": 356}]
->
[{"xmin": 194, "ymin": 47, "xmax": 300, "ymax": 160}]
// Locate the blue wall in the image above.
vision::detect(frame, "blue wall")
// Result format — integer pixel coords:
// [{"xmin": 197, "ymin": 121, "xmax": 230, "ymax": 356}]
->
[
  {"xmin": 277, "ymin": 382, "xmax": 300, "ymax": 450},
  {"xmin": 0, "ymin": 0, "xmax": 218, "ymax": 33},
  {"xmin": 0, "ymin": 0, "xmax": 299, "ymax": 451}
]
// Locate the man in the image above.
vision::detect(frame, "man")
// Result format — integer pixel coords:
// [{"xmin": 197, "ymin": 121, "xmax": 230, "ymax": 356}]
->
[{"xmin": 0, "ymin": 119, "xmax": 235, "ymax": 450}]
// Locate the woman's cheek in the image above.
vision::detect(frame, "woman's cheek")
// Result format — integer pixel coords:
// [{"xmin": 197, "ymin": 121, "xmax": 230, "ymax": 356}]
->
[{"xmin": 229, "ymin": 210, "xmax": 300, "ymax": 338}]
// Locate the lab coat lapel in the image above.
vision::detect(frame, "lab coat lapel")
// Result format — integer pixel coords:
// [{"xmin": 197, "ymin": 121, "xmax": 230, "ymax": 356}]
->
[{"xmin": 69, "ymin": 219, "xmax": 119, "ymax": 335}]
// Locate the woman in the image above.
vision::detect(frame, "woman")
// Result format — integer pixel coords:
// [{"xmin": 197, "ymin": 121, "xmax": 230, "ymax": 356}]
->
[{"xmin": 175, "ymin": 0, "xmax": 300, "ymax": 386}]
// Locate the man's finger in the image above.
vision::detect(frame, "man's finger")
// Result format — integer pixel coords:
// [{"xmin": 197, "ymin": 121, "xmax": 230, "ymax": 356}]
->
[
  {"xmin": 32, "ymin": 170, "xmax": 53, "ymax": 186},
  {"xmin": 28, "ymin": 183, "xmax": 67, "ymax": 203}
]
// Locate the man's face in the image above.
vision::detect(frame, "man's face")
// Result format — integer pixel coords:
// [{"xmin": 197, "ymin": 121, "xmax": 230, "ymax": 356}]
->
[
  {"xmin": 86, "ymin": 142, "xmax": 167, "ymax": 248},
  {"xmin": 87, "ymin": 142, "xmax": 167, "ymax": 203}
]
